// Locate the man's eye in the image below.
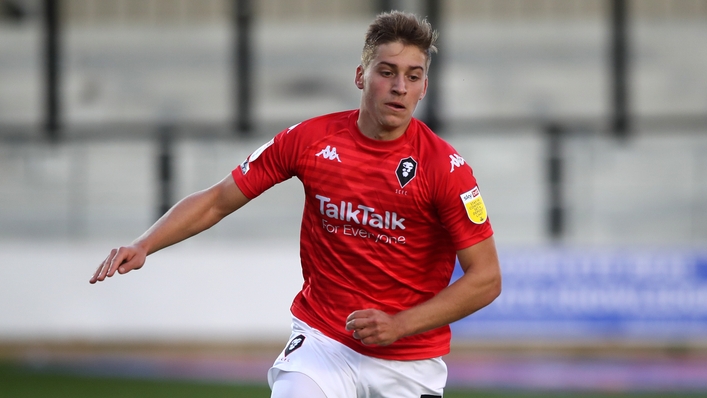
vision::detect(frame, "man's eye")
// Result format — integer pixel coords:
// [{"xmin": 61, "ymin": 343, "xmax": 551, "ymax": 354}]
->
[{"xmin": 381, "ymin": 70, "xmax": 393, "ymax": 77}]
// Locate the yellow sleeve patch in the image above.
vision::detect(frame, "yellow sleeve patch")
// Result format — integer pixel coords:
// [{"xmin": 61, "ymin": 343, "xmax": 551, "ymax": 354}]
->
[{"xmin": 460, "ymin": 186, "xmax": 488, "ymax": 224}]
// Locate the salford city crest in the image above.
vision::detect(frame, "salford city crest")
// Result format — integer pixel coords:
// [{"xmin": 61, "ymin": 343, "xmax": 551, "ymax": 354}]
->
[
  {"xmin": 285, "ymin": 334, "xmax": 305, "ymax": 357},
  {"xmin": 395, "ymin": 157, "xmax": 417, "ymax": 188}
]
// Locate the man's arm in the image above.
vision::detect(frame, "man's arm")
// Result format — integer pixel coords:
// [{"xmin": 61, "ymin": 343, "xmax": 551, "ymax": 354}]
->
[
  {"xmin": 90, "ymin": 175, "xmax": 249, "ymax": 284},
  {"xmin": 345, "ymin": 236, "xmax": 501, "ymax": 346}
]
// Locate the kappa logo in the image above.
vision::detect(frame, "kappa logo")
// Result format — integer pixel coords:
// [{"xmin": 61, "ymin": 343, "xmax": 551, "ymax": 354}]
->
[
  {"xmin": 449, "ymin": 154, "xmax": 465, "ymax": 172},
  {"xmin": 286, "ymin": 122, "xmax": 301, "ymax": 134},
  {"xmin": 285, "ymin": 334, "xmax": 305, "ymax": 357},
  {"xmin": 316, "ymin": 145, "xmax": 342, "ymax": 162},
  {"xmin": 396, "ymin": 157, "xmax": 417, "ymax": 188}
]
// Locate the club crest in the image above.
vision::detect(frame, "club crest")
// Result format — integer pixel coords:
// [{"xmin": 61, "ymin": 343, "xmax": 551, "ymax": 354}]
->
[
  {"xmin": 285, "ymin": 334, "xmax": 305, "ymax": 357},
  {"xmin": 395, "ymin": 157, "xmax": 417, "ymax": 188}
]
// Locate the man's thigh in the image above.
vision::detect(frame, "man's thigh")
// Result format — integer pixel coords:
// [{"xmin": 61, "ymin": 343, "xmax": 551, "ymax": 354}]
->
[
  {"xmin": 268, "ymin": 317, "xmax": 447, "ymax": 398},
  {"xmin": 268, "ymin": 319, "xmax": 358, "ymax": 398},
  {"xmin": 358, "ymin": 355, "xmax": 447, "ymax": 398},
  {"xmin": 270, "ymin": 371, "xmax": 327, "ymax": 398}
]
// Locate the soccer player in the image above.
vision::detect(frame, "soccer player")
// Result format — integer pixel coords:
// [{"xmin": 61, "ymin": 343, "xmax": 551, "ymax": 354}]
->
[{"xmin": 91, "ymin": 11, "xmax": 501, "ymax": 398}]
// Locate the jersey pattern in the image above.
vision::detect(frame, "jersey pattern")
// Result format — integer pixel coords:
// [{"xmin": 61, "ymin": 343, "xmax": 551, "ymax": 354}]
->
[{"xmin": 232, "ymin": 110, "xmax": 493, "ymax": 360}]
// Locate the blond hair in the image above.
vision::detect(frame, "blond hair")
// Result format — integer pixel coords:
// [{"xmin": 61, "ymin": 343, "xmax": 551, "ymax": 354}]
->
[{"xmin": 361, "ymin": 11, "xmax": 438, "ymax": 72}]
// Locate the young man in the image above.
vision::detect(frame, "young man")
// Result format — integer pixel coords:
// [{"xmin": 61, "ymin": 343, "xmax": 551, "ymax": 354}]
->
[{"xmin": 91, "ymin": 11, "xmax": 501, "ymax": 398}]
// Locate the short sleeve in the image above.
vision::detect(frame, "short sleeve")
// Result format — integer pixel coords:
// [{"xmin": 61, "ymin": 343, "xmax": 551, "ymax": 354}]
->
[
  {"xmin": 231, "ymin": 122, "xmax": 303, "ymax": 199},
  {"xmin": 431, "ymin": 151, "xmax": 494, "ymax": 251}
]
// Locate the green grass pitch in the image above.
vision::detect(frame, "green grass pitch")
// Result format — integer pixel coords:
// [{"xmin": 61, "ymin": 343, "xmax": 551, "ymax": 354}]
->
[{"xmin": 1, "ymin": 362, "xmax": 703, "ymax": 398}]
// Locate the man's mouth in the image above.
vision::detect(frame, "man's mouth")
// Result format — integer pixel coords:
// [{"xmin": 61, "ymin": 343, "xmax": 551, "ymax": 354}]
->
[{"xmin": 386, "ymin": 102, "xmax": 406, "ymax": 111}]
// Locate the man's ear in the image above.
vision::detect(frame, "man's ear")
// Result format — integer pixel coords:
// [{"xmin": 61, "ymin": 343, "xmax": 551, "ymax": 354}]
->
[
  {"xmin": 354, "ymin": 65, "xmax": 364, "ymax": 89},
  {"xmin": 419, "ymin": 75, "xmax": 429, "ymax": 100}
]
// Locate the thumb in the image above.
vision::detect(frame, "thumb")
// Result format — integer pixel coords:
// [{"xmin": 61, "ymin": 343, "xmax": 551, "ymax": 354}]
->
[{"xmin": 118, "ymin": 254, "xmax": 145, "ymax": 274}]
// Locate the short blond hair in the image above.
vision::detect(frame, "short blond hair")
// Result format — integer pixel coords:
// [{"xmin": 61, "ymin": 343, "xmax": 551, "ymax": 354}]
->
[{"xmin": 361, "ymin": 11, "xmax": 438, "ymax": 72}]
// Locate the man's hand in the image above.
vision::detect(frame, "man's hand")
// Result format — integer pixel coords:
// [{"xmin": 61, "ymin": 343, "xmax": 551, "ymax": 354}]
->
[
  {"xmin": 88, "ymin": 175, "xmax": 251, "ymax": 285},
  {"xmin": 345, "ymin": 238, "xmax": 501, "ymax": 346},
  {"xmin": 345, "ymin": 309, "xmax": 404, "ymax": 346},
  {"xmin": 90, "ymin": 245, "xmax": 147, "ymax": 284}
]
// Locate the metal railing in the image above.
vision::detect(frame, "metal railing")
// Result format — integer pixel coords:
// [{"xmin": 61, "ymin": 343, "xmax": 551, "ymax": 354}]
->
[{"xmin": 45, "ymin": 0, "xmax": 707, "ymax": 25}]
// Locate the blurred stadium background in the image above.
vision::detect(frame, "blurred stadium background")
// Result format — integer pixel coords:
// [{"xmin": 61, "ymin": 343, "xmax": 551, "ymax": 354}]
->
[{"xmin": 1, "ymin": 0, "xmax": 706, "ymax": 395}]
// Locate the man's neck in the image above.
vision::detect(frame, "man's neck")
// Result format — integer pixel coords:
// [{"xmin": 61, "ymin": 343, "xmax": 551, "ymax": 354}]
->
[{"xmin": 356, "ymin": 113, "xmax": 409, "ymax": 141}]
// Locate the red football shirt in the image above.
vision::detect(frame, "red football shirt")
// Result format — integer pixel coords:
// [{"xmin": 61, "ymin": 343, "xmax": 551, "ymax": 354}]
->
[{"xmin": 232, "ymin": 110, "xmax": 493, "ymax": 360}]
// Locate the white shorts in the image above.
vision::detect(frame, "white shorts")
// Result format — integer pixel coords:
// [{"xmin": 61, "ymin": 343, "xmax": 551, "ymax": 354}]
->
[{"xmin": 268, "ymin": 316, "xmax": 447, "ymax": 398}]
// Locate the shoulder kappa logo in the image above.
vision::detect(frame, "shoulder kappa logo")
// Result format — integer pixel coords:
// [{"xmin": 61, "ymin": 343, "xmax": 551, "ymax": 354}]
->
[
  {"xmin": 449, "ymin": 154, "xmax": 465, "ymax": 172},
  {"xmin": 396, "ymin": 157, "xmax": 417, "ymax": 188},
  {"xmin": 284, "ymin": 334, "xmax": 305, "ymax": 357},
  {"xmin": 315, "ymin": 145, "xmax": 342, "ymax": 162},
  {"xmin": 460, "ymin": 186, "xmax": 488, "ymax": 224},
  {"xmin": 286, "ymin": 122, "xmax": 301, "ymax": 134}
]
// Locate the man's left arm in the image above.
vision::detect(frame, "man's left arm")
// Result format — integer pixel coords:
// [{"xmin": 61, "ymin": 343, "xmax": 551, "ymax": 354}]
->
[{"xmin": 346, "ymin": 236, "xmax": 502, "ymax": 346}]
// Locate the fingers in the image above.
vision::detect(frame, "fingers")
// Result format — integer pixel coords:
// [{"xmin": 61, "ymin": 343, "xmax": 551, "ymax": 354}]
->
[
  {"xmin": 345, "ymin": 309, "xmax": 373, "ymax": 333},
  {"xmin": 345, "ymin": 313, "xmax": 359, "ymax": 331},
  {"xmin": 346, "ymin": 309, "xmax": 374, "ymax": 326},
  {"xmin": 117, "ymin": 254, "xmax": 144, "ymax": 275},
  {"xmin": 345, "ymin": 315, "xmax": 367, "ymax": 342},
  {"xmin": 345, "ymin": 309, "xmax": 398, "ymax": 346},
  {"xmin": 90, "ymin": 249, "xmax": 116, "ymax": 284},
  {"xmin": 90, "ymin": 246, "xmax": 140, "ymax": 284}
]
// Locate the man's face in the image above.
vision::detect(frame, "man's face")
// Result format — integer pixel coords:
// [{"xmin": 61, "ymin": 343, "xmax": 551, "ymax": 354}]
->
[{"xmin": 356, "ymin": 41, "xmax": 428, "ymax": 134}]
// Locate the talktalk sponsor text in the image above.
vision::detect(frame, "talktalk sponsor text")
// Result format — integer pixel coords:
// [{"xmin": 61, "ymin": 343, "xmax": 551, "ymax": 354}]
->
[{"xmin": 315, "ymin": 195, "xmax": 405, "ymax": 230}]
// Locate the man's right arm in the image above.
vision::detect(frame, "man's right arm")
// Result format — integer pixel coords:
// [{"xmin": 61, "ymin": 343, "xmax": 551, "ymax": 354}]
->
[{"xmin": 90, "ymin": 175, "xmax": 249, "ymax": 284}]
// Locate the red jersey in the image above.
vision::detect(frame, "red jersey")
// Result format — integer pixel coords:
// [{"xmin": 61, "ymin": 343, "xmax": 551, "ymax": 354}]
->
[{"xmin": 232, "ymin": 110, "xmax": 493, "ymax": 360}]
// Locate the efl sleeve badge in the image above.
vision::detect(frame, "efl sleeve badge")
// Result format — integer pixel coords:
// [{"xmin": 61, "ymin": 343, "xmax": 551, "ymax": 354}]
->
[
  {"xmin": 240, "ymin": 137, "xmax": 274, "ymax": 175},
  {"xmin": 460, "ymin": 186, "xmax": 488, "ymax": 224}
]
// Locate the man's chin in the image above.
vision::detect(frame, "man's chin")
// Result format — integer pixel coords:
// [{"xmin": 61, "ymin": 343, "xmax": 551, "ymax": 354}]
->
[{"xmin": 381, "ymin": 113, "xmax": 411, "ymax": 128}]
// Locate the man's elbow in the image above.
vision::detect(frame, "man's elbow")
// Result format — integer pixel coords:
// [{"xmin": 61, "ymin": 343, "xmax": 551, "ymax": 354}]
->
[{"xmin": 486, "ymin": 270, "xmax": 502, "ymax": 304}]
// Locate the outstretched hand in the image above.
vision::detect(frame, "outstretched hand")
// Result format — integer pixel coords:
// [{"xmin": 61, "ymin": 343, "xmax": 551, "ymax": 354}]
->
[
  {"xmin": 90, "ymin": 245, "xmax": 147, "ymax": 284},
  {"xmin": 345, "ymin": 309, "xmax": 404, "ymax": 346}
]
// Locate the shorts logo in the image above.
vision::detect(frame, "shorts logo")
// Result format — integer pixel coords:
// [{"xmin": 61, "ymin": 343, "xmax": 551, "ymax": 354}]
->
[
  {"xmin": 449, "ymin": 154, "xmax": 465, "ymax": 172},
  {"xmin": 316, "ymin": 145, "xmax": 342, "ymax": 162},
  {"xmin": 460, "ymin": 186, "xmax": 488, "ymax": 224},
  {"xmin": 285, "ymin": 334, "xmax": 305, "ymax": 357},
  {"xmin": 396, "ymin": 157, "xmax": 417, "ymax": 188}
]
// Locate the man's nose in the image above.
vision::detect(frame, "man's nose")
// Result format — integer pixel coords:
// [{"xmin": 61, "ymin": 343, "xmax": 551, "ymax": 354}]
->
[{"xmin": 392, "ymin": 75, "xmax": 407, "ymax": 95}]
